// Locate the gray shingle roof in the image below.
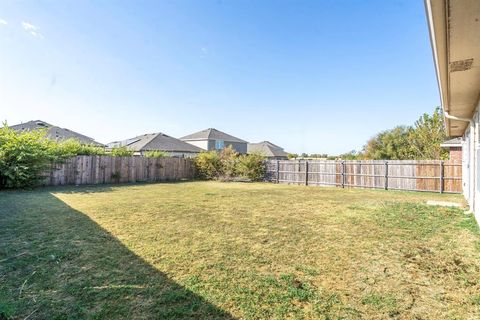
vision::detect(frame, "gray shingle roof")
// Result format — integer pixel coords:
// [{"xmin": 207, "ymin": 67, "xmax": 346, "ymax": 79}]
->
[
  {"xmin": 180, "ymin": 128, "xmax": 247, "ymax": 143},
  {"xmin": 247, "ymin": 141, "xmax": 289, "ymax": 157},
  {"xmin": 9, "ymin": 120, "xmax": 104, "ymax": 146},
  {"xmin": 107, "ymin": 133, "xmax": 204, "ymax": 153}
]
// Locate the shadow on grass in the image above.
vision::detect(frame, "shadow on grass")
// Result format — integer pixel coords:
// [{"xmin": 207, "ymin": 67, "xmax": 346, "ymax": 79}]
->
[{"xmin": 0, "ymin": 190, "xmax": 234, "ymax": 319}]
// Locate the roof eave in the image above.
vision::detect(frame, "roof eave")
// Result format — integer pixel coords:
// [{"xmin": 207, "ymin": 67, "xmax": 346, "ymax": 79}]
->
[
  {"xmin": 425, "ymin": 0, "xmax": 451, "ymax": 135},
  {"xmin": 440, "ymin": 143, "xmax": 462, "ymax": 148},
  {"xmin": 425, "ymin": 0, "xmax": 480, "ymax": 137}
]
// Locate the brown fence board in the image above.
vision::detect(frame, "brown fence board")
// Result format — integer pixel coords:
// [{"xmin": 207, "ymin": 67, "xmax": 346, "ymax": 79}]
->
[{"xmin": 42, "ymin": 156, "xmax": 195, "ymax": 186}]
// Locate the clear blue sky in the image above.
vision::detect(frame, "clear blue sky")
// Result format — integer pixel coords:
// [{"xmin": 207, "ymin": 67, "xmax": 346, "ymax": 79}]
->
[{"xmin": 0, "ymin": 0, "xmax": 439, "ymax": 154}]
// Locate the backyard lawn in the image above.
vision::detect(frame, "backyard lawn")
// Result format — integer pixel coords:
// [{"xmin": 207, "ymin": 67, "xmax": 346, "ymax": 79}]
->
[{"xmin": 1, "ymin": 181, "xmax": 479, "ymax": 319}]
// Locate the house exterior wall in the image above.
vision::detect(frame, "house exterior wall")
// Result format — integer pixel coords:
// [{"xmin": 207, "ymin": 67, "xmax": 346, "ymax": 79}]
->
[
  {"xmin": 167, "ymin": 151, "xmax": 198, "ymax": 158},
  {"xmin": 183, "ymin": 140, "xmax": 208, "ymax": 151},
  {"xmin": 462, "ymin": 130, "xmax": 470, "ymax": 203},
  {"xmin": 424, "ymin": 0, "xmax": 480, "ymax": 225},
  {"xmin": 205, "ymin": 140, "xmax": 248, "ymax": 154},
  {"xmin": 449, "ymin": 147, "xmax": 462, "ymax": 161},
  {"xmin": 136, "ymin": 151, "xmax": 199, "ymax": 158},
  {"xmin": 183, "ymin": 139, "xmax": 247, "ymax": 153},
  {"xmin": 461, "ymin": 100, "xmax": 480, "ymax": 224},
  {"xmin": 223, "ymin": 141, "xmax": 247, "ymax": 154}
]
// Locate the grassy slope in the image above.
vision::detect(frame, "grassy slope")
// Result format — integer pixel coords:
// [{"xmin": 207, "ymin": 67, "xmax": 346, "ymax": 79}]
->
[{"xmin": 0, "ymin": 182, "xmax": 479, "ymax": 319}]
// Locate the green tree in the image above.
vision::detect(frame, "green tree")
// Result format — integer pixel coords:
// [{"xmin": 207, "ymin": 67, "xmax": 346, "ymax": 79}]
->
[
  {"xmin": 362, "ymin": 107, "xmax": 448, "ymax": 160},
  {"xmin": 408, "ymin": 106, "xmax": 448, "ymax": 160},
  {"xmin": 363, "ymin": 126, "xmax": 412, "ymax": 160},
  {"xmin": 338, "ymin": 150, "xmax": 363, "ymax": 160},
  {"xmin": 309, "ymin": 153, "xmax": 328, "ymax": 159}
]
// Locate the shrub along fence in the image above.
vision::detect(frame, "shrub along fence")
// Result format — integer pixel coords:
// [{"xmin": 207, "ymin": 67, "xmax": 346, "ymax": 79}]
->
[
  {"xmin": 265, "ymin": 160, "xmax": 462, "ymax": 193},
  {"xmin": 43, "ymin": 155, "xmax": 195, "ymax": 186}
]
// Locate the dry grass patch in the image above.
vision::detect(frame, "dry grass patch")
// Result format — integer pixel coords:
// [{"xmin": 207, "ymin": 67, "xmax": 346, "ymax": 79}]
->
[{"xmin": 0, "ymin": 182, "xmax": 479, "ymax": 319}]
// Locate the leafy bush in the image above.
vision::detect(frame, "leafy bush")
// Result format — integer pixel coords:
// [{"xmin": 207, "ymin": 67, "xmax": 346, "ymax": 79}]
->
[
  {"xmin": 237, "ymin": 152, "xmax": 266, "ymax": 181},
  {"xmin": 53, "ymin": 138, "xmax": 106, "ymax": 157},
  {"xmin": 0, "ymin": 124, "xmax": 106, "ymax": 189},
  {"xmin": 194, "ymin": 147, "xmax": 266, "ymax": 181},
  {"xmin": 110, "ymin": 146, "xmax": 134, "ymax": 157},
  {"xmin": 0, "ymin": 125, "xmax": 57, "ymax": 188},
  {"xmin": 194, "ymin": 151, "xmax": 222, "ymax": 180},
  {"xmin": 144, "ymin": 150, "xmax": 168, "ymax": 158},
  {"xmin": 218, "ymin": 146, "xmax": 238, "ymax": 180}
]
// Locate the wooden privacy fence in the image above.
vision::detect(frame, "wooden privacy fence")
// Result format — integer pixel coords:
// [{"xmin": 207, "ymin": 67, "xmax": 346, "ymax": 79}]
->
[
  {"xmin": 43, "ymin": 156, "xmax": 196, "ymax": 186},
  {"xmin": 265, "ymin": 160, "xmax": 462, "ymax": 193}
]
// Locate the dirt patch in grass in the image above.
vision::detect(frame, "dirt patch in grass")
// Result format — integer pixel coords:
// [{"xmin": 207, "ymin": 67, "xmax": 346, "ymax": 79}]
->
[{"xmin": 0, "ymin": 182, "xmax": 479, "ymax": 319}]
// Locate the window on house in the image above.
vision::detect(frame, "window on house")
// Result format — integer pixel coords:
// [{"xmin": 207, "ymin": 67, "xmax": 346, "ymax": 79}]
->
[{"xmin": 215, "ymin": 140, "xmax": 224, "ymax": 150}]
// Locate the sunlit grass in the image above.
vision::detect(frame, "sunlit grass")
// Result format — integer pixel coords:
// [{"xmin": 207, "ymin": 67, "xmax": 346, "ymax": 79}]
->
[{"xmin": 1, "ymin": 182, "xmax": 479, "ymax": 319}]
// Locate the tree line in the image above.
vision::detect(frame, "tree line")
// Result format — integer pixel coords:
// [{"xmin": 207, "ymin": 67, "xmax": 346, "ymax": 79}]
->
[{"xmin": 291, "ymin": 107, "xmax": 449, "ymax": 160}]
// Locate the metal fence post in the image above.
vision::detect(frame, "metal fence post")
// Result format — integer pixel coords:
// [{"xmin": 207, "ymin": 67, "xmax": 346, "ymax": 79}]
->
[
  {"xmin": 440, "ymin": 160, "xmax": 444, "ymax": 193},
  {"xmin": 276, "ymin": 160, "xmax": 280, "ymax": 184},
  {"xmin": 341, "ymin": 161, "xmax": 345, "ymax": 188},
  {"xmin": 305, "ymin": 160, "xmax": 309, "ymax": 186},
  {"xmin": 384, "ymin": 161, "xmax": 388, "ymax": 190}
]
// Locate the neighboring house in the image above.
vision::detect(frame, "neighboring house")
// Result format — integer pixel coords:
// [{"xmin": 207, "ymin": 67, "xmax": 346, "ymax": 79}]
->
[
  {"xmin": 10, "ymin": 120, "xmax": 104, "ymax": 146},
  {"xmin": 247, "ymin": 141, "xmax": 289, "ymax": 159},
  {"xmin": 440, "ymin": 138, "xmax": 462, "ymax": 161},
  {"xmin": 180, "ymin": 128, "xmax": 248, "ymax": 154},
  {"xmin": 425, "ymin": 0, "xmax": 480, "ymax": 223},
  {"xmin": 106, "ymin": 132, "xmax": 204, "ymax": 157}
]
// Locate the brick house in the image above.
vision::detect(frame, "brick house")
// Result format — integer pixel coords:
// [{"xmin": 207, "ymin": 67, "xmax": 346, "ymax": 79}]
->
[{"xmin": 440, "ymin": 138, "xmax": 462, "ymax": 161}]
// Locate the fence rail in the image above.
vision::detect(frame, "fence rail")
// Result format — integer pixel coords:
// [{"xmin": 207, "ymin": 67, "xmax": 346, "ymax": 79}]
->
[
  {"xmin": 43, "ymin": 156, "xmax": 196, "ymax": 186},
  {"xmin": 265, "ymin": 160, "xmax": 462, "ymax": 193}
]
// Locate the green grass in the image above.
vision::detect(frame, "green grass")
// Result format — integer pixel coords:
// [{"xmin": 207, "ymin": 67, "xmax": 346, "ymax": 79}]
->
[{"xmin": 1, "ymin": 181, "xmax": 479, "ymax": 319}]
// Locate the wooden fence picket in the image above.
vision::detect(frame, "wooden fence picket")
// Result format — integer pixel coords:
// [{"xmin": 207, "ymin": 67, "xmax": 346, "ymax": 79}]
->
[
  {"xmin": 265, "ymin": 159, "xmax": 462, "ymax": 193},
  {"xmin": 42, "ymin": 156, "xmax": 196, "ymax": 186}
]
